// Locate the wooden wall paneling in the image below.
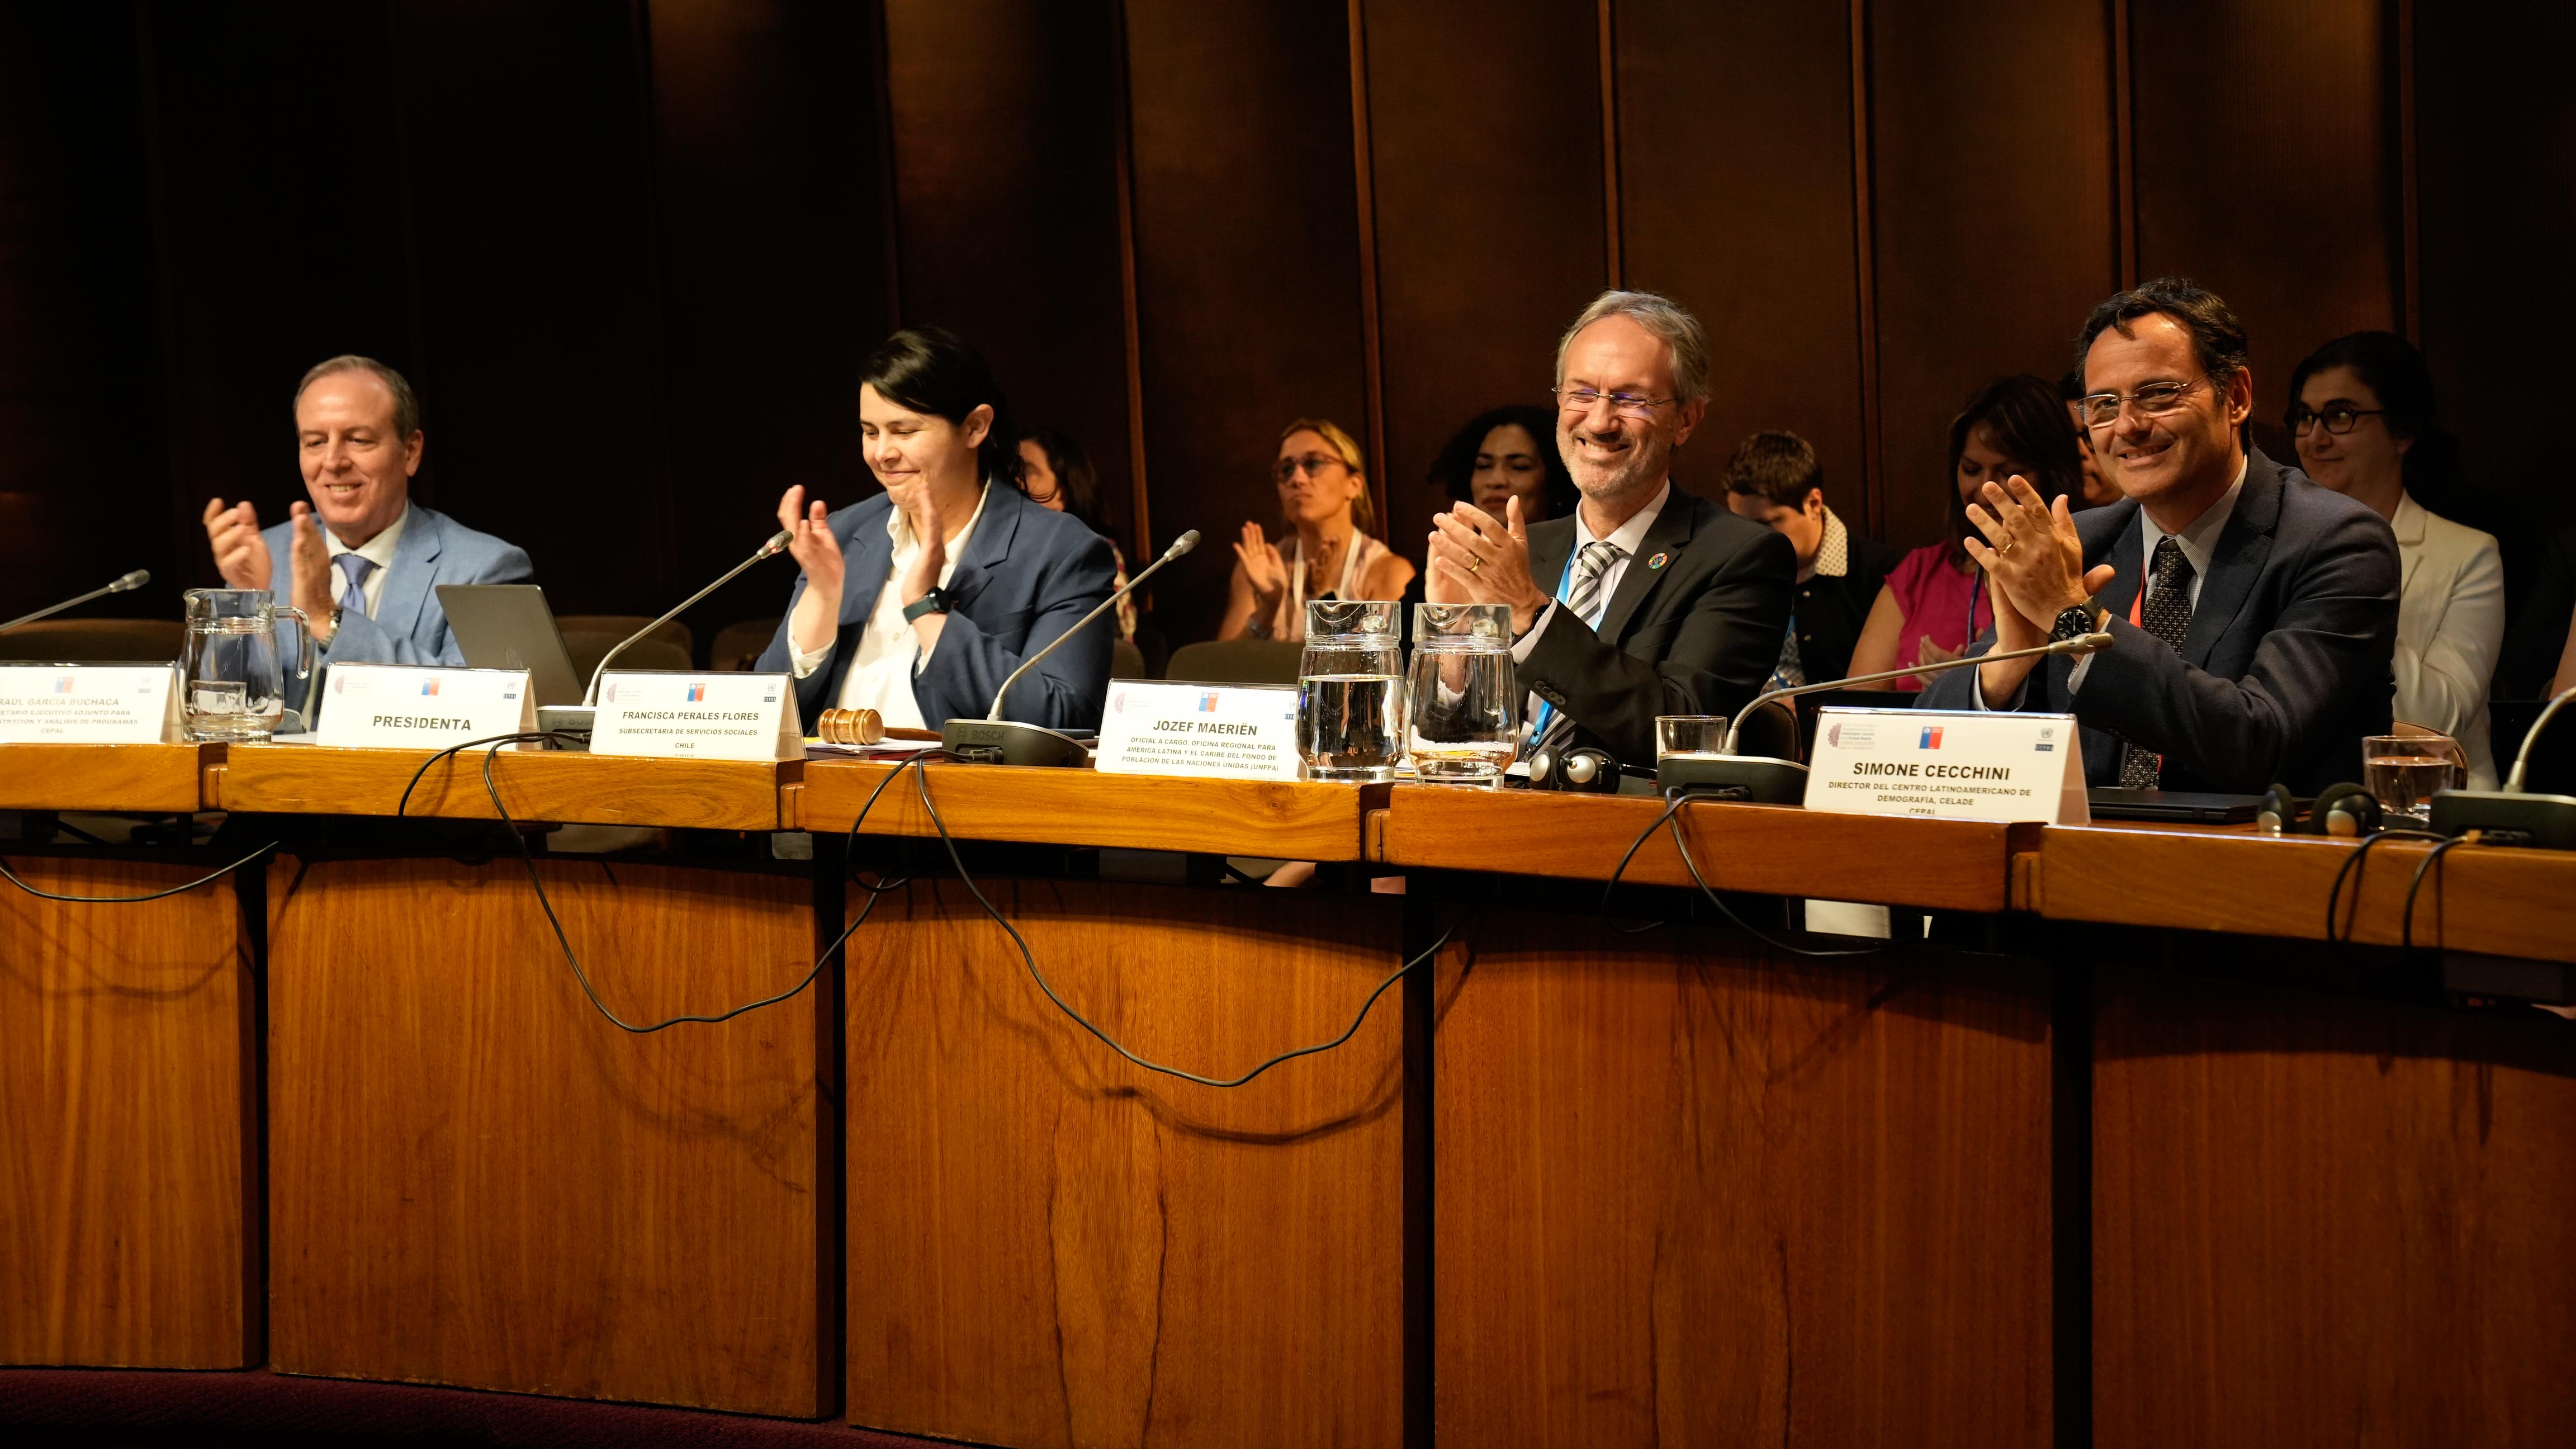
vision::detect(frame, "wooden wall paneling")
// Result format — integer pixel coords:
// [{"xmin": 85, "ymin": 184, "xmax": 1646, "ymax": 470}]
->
[
  {"xmin": 1613, "ymin": 1, "xmax": 1867, "ymax": 510},
  {"xmin": 1434, "ymin": 912, "xmax": 2055, "ymax": 1446},
  {"xmin": 1121, "ymin": 1, "xmax": 1371, "ymax": 643},
  {"xmin": 2129, "ymin": 0, "xmax": 2399, "ymax": 456},
  {"xmin": 1868, "ymin": 0, "xmax": 2117, "ymax": 552},
  {"xmin": 381, "ymin": 0, "xmax": 678, "ymax": 615},
  {"xmin": 1358, "ymin": 0, "xmax": 1607, "ymax": 562},
  {"xmin": 642, "ymin": 0, "xmax": 893, "ymax": 660},
  {"xmin": 844, "ymin": 878, "xmax": 1408, "ymax": 1448},
  {"xmin": 880, "ymin": 1, "xmax": 1136, "ymax": 553},
  {"xmin": 2093, "ymin": 967, "xmax": 2576, "ymax": 1447},
  {"xmin": 134, "ymin": 1, "xmax": 422, "ymax": 592},
  {"xmin": 0, "ymin": 859, "xmax": 254, "ymax": 1367},
  {"xmin": 266, "ymin": 856, "xmax": 826, "ymax": 1414},
  {"xmin": 0, "ymin": 8, "xmax": 170, "ymax": 623},
  {"xmin": 2414, "ymin": 0, "xmax": 2576, "ymax": 580}
]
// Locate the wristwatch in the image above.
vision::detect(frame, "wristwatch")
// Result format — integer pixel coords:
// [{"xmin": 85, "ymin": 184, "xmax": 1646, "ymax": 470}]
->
[
  {"xmin": 901, "ymin": 586, "xmax": 955, "ymax": 623},
  {"xmin": 2048, "ymin": 597, "xmax": 2108, "ymax": 642}
]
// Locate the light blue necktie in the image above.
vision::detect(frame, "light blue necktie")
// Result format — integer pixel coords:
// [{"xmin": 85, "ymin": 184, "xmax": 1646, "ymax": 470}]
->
[{"xmin": 333, "ymin": 553, "xmax": 376, "ymax": 618}]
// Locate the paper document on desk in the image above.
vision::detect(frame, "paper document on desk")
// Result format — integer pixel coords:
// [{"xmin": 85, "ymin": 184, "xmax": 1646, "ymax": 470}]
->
[{"xmin": 1805, "ymin": 707, "xmax": 2087, "ymax": 824}]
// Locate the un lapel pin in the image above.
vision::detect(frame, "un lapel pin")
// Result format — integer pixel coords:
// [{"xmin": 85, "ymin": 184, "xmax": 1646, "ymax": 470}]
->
[{"xmin": 1646, "ymin": 551, "xmax": 1670, "ymax": 571}]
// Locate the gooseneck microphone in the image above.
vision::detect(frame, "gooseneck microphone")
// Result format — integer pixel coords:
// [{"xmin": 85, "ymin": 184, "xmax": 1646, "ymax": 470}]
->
[
  {"xmin": 1649, "ymin": 630, "xmax": 2118, "ymax": 803},
  {"xmin": 940, "ymin": 529, "xmax": 1201, "ymax": 768},
  {"xmin": 581, "ymin": 531, "xmax": 794, "ymax": 708},
  {"xmin": 2428, "ymin": 678, "xmax": 2576, "ymax": 849},
  {"xmin": 0, "ymin": 570, "xmax": 151, "ymax": 634}
]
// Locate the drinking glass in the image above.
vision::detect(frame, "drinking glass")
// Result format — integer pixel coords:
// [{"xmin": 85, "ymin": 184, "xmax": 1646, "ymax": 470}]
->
[
  {"xmin": 1404, "ymin": 603, "xmax": 1517, "ymax": 785},
  {"xmin": 2364, "ymin": 732, "xmax": 2463, "ymax": 823},
  {"xmin": 1656, "ymin": 715, "xmax": 1731, "ymax": 761},
  {"xmin": 1298, "ymin": 599, "xmax": 1403, "ymax": 782},
  {"xmin": 181, "ymin": 588, "xmax": 311, "ymax": 742}
]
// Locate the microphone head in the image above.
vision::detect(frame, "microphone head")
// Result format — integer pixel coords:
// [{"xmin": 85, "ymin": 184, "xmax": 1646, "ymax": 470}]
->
[
  {"xmin": 110, "ymin": 569, "xmax": 150, "ymax": 592},
  {"xmin": 1164, "ymin": 529, "xmax": 1201, "ymax": 560},
  {"xmin": 760, "ymin": 529, "xmax": 794, "ymax": 557}
]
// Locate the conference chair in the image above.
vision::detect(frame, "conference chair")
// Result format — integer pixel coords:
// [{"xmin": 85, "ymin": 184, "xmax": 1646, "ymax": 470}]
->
[
  {"xmin": 1164, "ymin": 638, "xmax": 1301, "ymax": 685},
  {"xmin": 709, "ymin": 617, "xmax": 782, "ymax": 673},
  {"xmin": 0, "ymin": 618, "xmax": 186, "ymax": 663}
]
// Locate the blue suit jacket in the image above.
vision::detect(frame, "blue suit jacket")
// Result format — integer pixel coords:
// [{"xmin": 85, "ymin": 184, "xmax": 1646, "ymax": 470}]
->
[
  {"xmin": 1919, "ymin": 449, "xmax": 2399, "ymax": 795},
  {"xmin": 262, "ymin": 501, "xmax": 534, "ymax": 669},
  {"xmin": 756, "ymin": 484, "xmax": 1118, "ymax": 731}
]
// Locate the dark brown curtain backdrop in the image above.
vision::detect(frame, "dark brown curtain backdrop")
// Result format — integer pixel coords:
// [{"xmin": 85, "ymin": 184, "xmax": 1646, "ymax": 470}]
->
[{"xmin": 2, "ymin": 0, "xmax": 2567, "ymax": 653}]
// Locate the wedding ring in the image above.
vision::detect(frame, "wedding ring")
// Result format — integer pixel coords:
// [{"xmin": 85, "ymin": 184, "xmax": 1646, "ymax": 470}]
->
[
  {"xmin": 1467, "ymin": 556, "xmax": 1484, "ymax": 574},
  {"xmin": 1998, "ymin": 538, "xmax": 2018, "ymax": 555}
]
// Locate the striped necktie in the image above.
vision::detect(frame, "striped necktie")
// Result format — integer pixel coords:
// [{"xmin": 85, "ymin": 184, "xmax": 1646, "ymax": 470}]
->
[{"xmin": 1524, "ymin": 541, "xmax": 1625, "ymax": 762}]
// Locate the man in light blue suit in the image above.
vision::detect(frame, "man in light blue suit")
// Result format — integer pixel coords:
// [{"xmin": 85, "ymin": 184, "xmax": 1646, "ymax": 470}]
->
[{"xmin": 200, "ymin": 356, "xmax": 532, "ymax": 702}]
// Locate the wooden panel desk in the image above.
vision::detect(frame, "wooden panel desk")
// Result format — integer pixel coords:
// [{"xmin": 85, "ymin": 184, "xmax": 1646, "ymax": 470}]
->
[
  {"xmin": 2028, "ymin": 823, "xmax": 2576, "ymax": 1448},
  {"xmin": 248, "ymin": 749, "xmax": 827, "ymax": 1415},
  {"xmin": 1381, "ymin": 787, "xmax": 2056, "ymax": 1447},
  {"xmin": 0, "ymin": 741, "xmax": 207, "ymax": 813},
  {"xmin": 0, "ymin": 854, "xmax": 255, "ymax": 1369}
]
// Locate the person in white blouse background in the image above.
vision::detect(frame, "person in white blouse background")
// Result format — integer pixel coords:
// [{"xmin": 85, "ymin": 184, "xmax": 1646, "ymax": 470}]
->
[
  {"xmin": 756, "ymin": 327, "xmax": 1117, "ymax": 732},
  {"xmin": 2289, "ymin": 331, "xmax": 2506, "ymax": 787}
]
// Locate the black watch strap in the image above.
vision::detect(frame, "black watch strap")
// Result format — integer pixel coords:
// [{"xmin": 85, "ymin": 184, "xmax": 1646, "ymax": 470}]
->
[
  {"xmin": 2049, "ymin": 599, "xmax": 2105, "ymax": 642},
  {"xmin": 901, "ymin": 586, "xmax": 953, "ymax": 623}
]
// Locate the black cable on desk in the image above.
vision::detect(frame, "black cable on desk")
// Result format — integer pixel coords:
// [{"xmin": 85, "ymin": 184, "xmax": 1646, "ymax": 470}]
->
[
  {"xmin": 1602, "ymin": 792, "xmax": 1890, "ymax": 959},
  {"xmin": 2399, "ymin": 833, "xmax": 2478, "ymax": 953},
  {"xmin": 381, "ymin": 732, "xmax": 920, "ymax": 1034},
  {"xmin": 2322, "ymin": 827, "xmax": 2446, "ymax": 945},
  {"xmin": 0, "ymin": 840, "xmax": 278, "ymax": 903},
  {"xmin": 901, "ymin": 753, "xmax": 1451, "ymax": 1089}
]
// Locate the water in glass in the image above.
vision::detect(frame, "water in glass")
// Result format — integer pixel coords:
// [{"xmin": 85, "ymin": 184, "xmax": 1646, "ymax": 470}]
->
[
  {"xmin": 182, "ymin": 588, "xmax": 312, "ymax": 742},
  {"xmin": 1405, "ymin": 603, "xmax": 1517, "ymax": 785},
  {"xmin": 1300, "ymin": 599, "xmax": 1403, "ymax": 782}
]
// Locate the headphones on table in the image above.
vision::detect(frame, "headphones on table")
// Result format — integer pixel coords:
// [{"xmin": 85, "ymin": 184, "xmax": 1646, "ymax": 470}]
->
[
  {"xmin": 2258, "ymin": 781, "xmax": 2383, "ymax": 837},
  {"xmin": 1528, "ymin": 745, "xmax": 1627, "ymax": 794}
]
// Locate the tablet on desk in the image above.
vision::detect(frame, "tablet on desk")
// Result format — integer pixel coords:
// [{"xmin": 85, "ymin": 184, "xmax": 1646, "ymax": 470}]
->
[{"xmin": 2086, "ymin": 787, "xmax": 2263, "ymax": 824}]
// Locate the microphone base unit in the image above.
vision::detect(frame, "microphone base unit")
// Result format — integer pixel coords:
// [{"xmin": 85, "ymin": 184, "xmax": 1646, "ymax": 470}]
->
[
  {"xmin": 1656, "ymin": 753, "xmax": 1807, "ymax": 806},
  {"xmin": 537, "ymin": 705, "xmax": 596, "ymax": 750},
  {"xmin": 940, "ymin": 718, "xmax": 1088, "ymax": 769},
  {"xmin": 2428, "ymin": 788, "xmax": 2576, "ymax": 851}
]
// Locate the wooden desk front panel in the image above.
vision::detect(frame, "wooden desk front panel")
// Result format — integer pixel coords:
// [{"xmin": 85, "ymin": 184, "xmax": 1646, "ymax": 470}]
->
[
  {"xmin": 211, "ymin": 745, "xmax": 788, "ymax": 830},
  {"xmin": 266, "ymin": 857, "xmax": 825, "ymax": 1415},
  {"xmin": 797, "ymin": 759, "xmax": 1377, "ymax": 861},
  {"xmin": 0, "ymin": 743, "xmax": 206, "ymax": 812},
  {"xmin": 2094, "ymin": 968, "xmax": 2576, "ymax": 1447},
  {"xmin": 1436, "ymin": 913, "xmax": 2054, "ymax": 1447},
  {"xmin": 0, "ymin": 858, "xmax": 254, "ymax": 1367},
  {"xmin": 844, "ymin": 879, "xmax": 1405, "ymax": 1449}
]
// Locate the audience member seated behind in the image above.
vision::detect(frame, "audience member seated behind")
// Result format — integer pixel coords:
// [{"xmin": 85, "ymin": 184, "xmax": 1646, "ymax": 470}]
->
[
  {"xmin": 1722, "ymin": 430, "xmax": 1900, "ymax": 688},
  {"xmin": 2290, "ymin": 331, "xmax": 2505, "ymax": 787},
  {"xmin": 2060, "ymin": 367, "xmax": 2123, "ymax": 509},
  {"xmin": 1018, "ymin": 427, "xmax": 1134, "ymax": 642},
  {"xmin": 2501, "ymin": 524, "xmax": 2576, "ymax": 702},
  {"xmin": 1431, "ymin": 404, "xmax": 1579, "ymax": 524},
  {"xmin": 200, "ymin": 356, "xmax": 532, "ymax": 706},
  {"xmin": 1422, "ymin": 288, "xmax": 1791, "ymax": 768},
  {"xmin": 1849, "ymin": 375, "xmax": 2078, "ymax": 691},
  {"xmin": 760, "ymin": 326, "xmax": 1117, "ymax": 731},
  {"xmin": 1921, "ymin": 278, "xmax": 2399, "ymax": 796},
  {"xmin": 1218, "ymin": 418, "xmax": 1414, "ymax": 641}
]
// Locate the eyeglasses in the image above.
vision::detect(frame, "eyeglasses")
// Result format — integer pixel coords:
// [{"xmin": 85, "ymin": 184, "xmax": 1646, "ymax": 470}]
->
[
  {"xmin": 1554, "ymin": 386, "xmax": 1674, "ymax": 420},
  {"xmin": 1272, "ymin": 452, "xmax": 1347, "ymax": 483},
  {"xmin": 2286, "ymin": 404, "xmax": 2386, "ymax": 436},
  {"xmin": 2077, "ymin": 376, "xmax": 2208, "ymax": 430}
]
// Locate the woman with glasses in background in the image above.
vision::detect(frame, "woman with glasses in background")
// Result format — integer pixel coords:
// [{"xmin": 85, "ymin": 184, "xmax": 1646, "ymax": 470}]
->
[
  {"xmin": 1219, "ymin": 417, "xmax": 1415, "ymax": 641},
  {"xmin": 1848, "ymin": 374, "xmax": 2081, "ymax": 690},
  {"xmin": 2290, "ymin": 331, "xmax": 2504, "ymax": 787}
]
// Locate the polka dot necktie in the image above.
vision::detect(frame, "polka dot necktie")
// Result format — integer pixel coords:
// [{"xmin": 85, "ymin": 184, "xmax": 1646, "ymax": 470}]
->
[{"xmin": 2118, "ymin": 537, "xmax": 2195, "ymax": 788}]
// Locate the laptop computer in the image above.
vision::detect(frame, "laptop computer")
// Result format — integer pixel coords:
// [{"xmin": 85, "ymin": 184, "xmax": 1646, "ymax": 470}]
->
[{"xmin": 435, "ymin": 584, "xmax": 586, "ymax": 706}]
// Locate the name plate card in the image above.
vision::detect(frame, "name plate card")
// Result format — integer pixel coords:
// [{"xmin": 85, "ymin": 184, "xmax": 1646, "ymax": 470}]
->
[
  {"xmin": 0, "ymin": 665, "xmax": 183, "ymax": 744},
  {"xmin": 590, "ymin": 671, "xmax": 802, "ymax": 762},
  {"xmin": 1096, "ymin": 680, "xmax": 1302, "ymax": 782},
  {"xmin": 1804, "ymin": 707, "xmax": 2088, "ymax": 825},
  {"xmin": 315, "ymin": 665, "xmax": 536, "ymax": 749}
]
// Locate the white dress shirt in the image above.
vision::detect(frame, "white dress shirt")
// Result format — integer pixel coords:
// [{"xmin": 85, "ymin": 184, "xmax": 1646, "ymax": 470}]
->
[
  {"xmin": 2389, "ymin": 491, "xmax": 2505, "ymax": 788},
  {"xmin": 1512, "ymin": 480, "xmax": 1669, "ymax": 743},
  {"xmin": 1976, "ymin": 458, "xmax": 2245, "ymax": 708},
  {"xmin": 789, "ymin": 485, "xmax": 991, "ymax": 730},
  {"xmin": 323, "ymin": 503, "xmax": 409, "ymax": 618}
]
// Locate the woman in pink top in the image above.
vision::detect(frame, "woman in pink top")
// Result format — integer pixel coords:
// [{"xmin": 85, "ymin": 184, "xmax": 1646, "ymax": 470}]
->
[{"xmin": 1849, "ymin": 375, "xmax": 2082, "ymax": 690}]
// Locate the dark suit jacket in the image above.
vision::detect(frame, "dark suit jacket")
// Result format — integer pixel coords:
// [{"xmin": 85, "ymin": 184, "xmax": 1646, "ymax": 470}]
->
[
  {"xmin": 1792, "ymin": 526, "xmax": 1905, "ymax": 684},
  {"xmin": 1919, "ymin": 449, "xmax": 2399, "ymax": 795},
  {"xmin": 1520, "ymin": 485, "xmax": 1794, "ymax": 766},
  {"xmin": 756, "ymin": 482, "xmax": 1118, "ymax": 731}
]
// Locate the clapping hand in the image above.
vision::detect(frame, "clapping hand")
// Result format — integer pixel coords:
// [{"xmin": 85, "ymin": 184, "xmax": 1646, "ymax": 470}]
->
[
  {"xmin": 1426, "ymin": 497, "xmax": 1547, "ymax": 635},
  {"xmin": 1234, "ymin": 522, "xmax": 1287, "ymax": 610},
  {"xmin": 286, "ymin": 503, "xmax": 338, "ymax": 641},
  {"xmin": 201, "ymin": 498, "xmax": 272, "ymax": 591}
]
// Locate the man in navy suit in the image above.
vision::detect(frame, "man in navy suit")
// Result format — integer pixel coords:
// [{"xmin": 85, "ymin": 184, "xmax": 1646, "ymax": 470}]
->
[
  {"xmin": 200, "ymin": 356, "xmax": 533, "ymax": 686},
  {"xmin": 1921, "ymin": 279, "xmax": 2399, "ymax": 794},
  {"xmin": 756, "ymin": 327, "xmax": 1116, "ymax": 731}
]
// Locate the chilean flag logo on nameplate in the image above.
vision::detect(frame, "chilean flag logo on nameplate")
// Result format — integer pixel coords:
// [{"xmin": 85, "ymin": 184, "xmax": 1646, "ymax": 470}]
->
[
  {"xmin": 53, "ymin": 674, "xmax": 74, "ymax": 693},
  {"xmin": 686, "ymin": 682, "xmax": 707, "ymax": 702},
  {"xmin": 1919, "ymin": 725, "xmax": 1945, "ymax": 749},
  {"xmin": 420, "ymin": 678, "xmax": 441, "ymax": 697},
  {"xmin": 1199, "ymin": 691, "xmax": 1220, "ymax": 711}
]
